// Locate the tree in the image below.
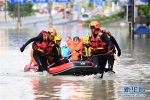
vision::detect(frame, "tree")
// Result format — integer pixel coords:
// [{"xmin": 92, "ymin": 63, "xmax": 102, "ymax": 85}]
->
[
  {"xmin": 148, "ymin": 0, "xmax": 150, "ymax": 10},
  {"xmin": 138, "ymin": 5, "xmax": 150, "ymax": 26},
  {"xmin": 87, "ymin": 2, "xmax": 94, "ymax": 11},
  {"xmin": 7, "ymin": 1, "xmax": 37, "ymax": 18},
  {"xmin": 114, "ymin": 0, "xmax": 150, "ymax": 26}
]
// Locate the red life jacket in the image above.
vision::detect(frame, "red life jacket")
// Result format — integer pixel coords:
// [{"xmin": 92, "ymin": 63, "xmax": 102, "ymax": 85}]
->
[
  {"xmin": 89, "ymin": 32, "xmax": 108, "ymax": 54},
  {"xmin": 46, "ymin": 42, "xmax": 54, "ymax": 55},
  {"xmin": 33, "ymin": 30, "xmax": 49, "ymax": 55}
]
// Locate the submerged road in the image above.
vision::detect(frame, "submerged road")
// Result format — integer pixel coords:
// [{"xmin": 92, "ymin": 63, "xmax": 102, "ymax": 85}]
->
[{"xmin": 0, "ymin": 19, "xmax": 150, "ymax": 100}]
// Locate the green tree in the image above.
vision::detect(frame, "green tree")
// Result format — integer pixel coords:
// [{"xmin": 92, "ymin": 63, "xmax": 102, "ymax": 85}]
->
[
  {"xmin": 7, "ymin": 1, "xmax": 37, "ymax": 18},
  {"xmin": 148, "ymin": 0, "xmax": 150, "ymax": 10},
  {"xmin": 87, "ymin": 2, "xmax": 94, "ymax": 11},
  {"xmin": 138, "ymin": 5, "xmax": 150, "ymax": 26}
]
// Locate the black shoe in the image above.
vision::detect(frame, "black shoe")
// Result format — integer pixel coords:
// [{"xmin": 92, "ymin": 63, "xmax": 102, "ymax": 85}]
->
[
  {"xmin": 46, "ymin": 69, "xmax": 50, "ymax": 73},
  {"xmin": 36, "ymin": 68, "xmax": 43, "ymax": 72},
  {"xmin": 105, "ymin": 68, "xmax": 110, "ymax": 72},
  {"xmin": 100, "ymin": 72, "xmax": 104, "ymax": 78},
  {"xmin": 108, "ymin": 70, "xmax": 115, "ymax": 74},
  {"xmin": 111, "ymin": 70, "xmax": 115, "ymax": 73}
]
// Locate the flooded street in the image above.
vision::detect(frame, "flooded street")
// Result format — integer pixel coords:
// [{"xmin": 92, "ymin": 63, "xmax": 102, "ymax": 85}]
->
[{"xmin": 0, "ymin": 22, "xmax": 150, "ymax": 100}]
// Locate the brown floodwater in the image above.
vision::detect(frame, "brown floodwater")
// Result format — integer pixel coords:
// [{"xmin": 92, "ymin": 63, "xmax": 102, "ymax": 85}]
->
[{"xmin": 0, "ymin": 22, "xmax": 150, "ymax": 100}]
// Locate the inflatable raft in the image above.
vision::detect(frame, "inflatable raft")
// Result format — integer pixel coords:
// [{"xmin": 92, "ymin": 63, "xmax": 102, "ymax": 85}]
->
[{"xmin": 24, "ymin": 61, "xmax": 94, "ymax": 76}]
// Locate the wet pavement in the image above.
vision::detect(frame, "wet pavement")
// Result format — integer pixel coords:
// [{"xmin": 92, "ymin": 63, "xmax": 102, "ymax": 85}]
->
[{"xmin": 0, "ymin": 22, "xmax": 150, "ymax": 100}]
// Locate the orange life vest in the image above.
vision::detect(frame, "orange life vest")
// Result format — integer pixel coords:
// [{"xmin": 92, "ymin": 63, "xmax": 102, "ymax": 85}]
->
[
  {"xmin": 33, "ymin": 30, "xmax": 49, "ymax": 55},
  {"xmin": 89, "ymin": 32, "xmax": 108, "ymax": 54},
  {"xmin": 70, "ymin": 42, "xmax": 82, "ymax": 61}
]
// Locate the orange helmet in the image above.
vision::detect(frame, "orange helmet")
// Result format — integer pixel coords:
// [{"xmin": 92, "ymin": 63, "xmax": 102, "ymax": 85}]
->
[
  {"xmin": 89, "ymin": 21, "xmax": 100, "ymax": 29},
  {"xmin": 49, "ymin": 28, "xmax": 57, "ymax": 36}
]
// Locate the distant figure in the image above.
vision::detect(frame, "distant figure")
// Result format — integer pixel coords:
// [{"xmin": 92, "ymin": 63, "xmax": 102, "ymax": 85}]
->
[
  {"xmin": 118, "ymin": 22, "xmax": 127, "ymax": 26},
  {"xmin": 34, "ymin": 22, "xmax": 36, "ymax": 27}
]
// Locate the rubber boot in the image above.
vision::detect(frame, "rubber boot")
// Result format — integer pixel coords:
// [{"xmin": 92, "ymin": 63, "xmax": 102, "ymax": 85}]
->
[
  {"xmin": 110, "ymin": 68, "xmax": 115, "ymax": 73},
  {"xmin": 105, "ymin": 68, "xmax": 110, "ymax": 72},
  {"xmin": 100, "ymin": 71, "xmax": 104, "ymax": 78},
  {"xmin": 36, "ymin": 64, "xmax": 44, "ymax": 72},
  {"xmin": 92, "ymin": 65, "xmax": 98, "ymax": 78}
]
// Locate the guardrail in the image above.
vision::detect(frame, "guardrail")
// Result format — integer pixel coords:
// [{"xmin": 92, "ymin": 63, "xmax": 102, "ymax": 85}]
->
[
  {"xmin": 0, "ymin": 11, "xmax": 80, "ymax": 28},
  {"xmin": 0, "ymin": 12, "xmax": 63, "ymax": 23}
]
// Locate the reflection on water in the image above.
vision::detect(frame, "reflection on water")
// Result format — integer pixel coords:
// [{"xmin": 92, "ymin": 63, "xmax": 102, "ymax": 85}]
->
[{"xmin": 0, "ymin": 22, "xmax": 150, "ymax": 100}]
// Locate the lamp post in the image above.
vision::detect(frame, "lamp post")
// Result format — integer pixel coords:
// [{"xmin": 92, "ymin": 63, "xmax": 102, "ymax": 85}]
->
[
  {"xmin": 17, "ymin": 3, "xmax": 21, "ymax": 29},
  {"xmin": 77, "ymin": 0, "xmax": 81, "ymax": 21},
  {"xmin": 49, "ymin": 0, "xmax": 53, "ymax": 27},
  {"xmin": 64, "ymin": 3, "xmax": 66, "ymax": 19},
  {"xmin": 4, "ymin": 1, "xmax": 7, "ymax": 22},
  {"xmin": 131, "ymin": 0, "xmax": 134, "ymax": 40}
]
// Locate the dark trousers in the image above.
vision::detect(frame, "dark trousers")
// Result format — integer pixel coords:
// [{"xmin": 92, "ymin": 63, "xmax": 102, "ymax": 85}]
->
[
  {"xmin": 33, "ymin": 51, "xmax": 48, "ymax": 72},
  {"xmin": 92, "ymin": 55, "xmax": 107, "ymax": 78},
  {"xmin": 107, "ymin": 54, "xmax": 115, "ymax": 71}
]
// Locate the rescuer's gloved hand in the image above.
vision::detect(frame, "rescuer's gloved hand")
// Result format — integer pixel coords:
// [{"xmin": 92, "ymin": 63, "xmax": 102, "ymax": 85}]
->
[
  {"xmin": 20, "ymin": 45, "xmax": 25, "ymax": 52},
  {"xmin": 118, "ymin": 50, "xmax": 121, "ymax": 57},
  {"xmin": 75, "ymin": 49, "xmax": 80, "ymax": 53},
  {"xmin": 57, "ymin": 61, "xmax": 62, "ymax": 65},
  {"xmin": 113, "ymin": 49, "xmax": 116, "ymax": 54},
  {"xmin": 64, "ymin": 57, "xmax": 69, "ymax": 63}
]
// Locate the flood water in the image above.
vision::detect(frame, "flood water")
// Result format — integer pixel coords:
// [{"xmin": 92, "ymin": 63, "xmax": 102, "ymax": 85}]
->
[{"xmin": 0, "ymin": 22, "xmax": 150, "ymax": 100}]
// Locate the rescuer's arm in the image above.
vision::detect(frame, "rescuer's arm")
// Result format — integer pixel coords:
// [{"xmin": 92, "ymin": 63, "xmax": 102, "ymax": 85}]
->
[
  {"xmin": 20, "ymin": 34, "xmax": 43, "ymax": 52},
  {"xmin": 111, "ymin": 36, "xmax": 121, "ymax": 57},
  {"xmin": 101, "ymin": 33, "xmax": 112, "ymax": 50}
]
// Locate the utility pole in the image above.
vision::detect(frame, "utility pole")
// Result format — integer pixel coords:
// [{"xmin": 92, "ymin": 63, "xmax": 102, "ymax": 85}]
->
[
  {"xmin": 77, "ymin": 2, "xmax": 80, "ymax": 20},
  {"xmin": 49, "ymin": 0, "xmax": 53, "ymax": 27},
  {"xmin": 17, "ymin": 4, "xmax": 21, "ymax": 29},
  {"xmin": 70, "ymin": 2, "xmax": 73, "ymax": 21},
  {"xmin": 77, "ymin": 0, "xmax": 82, "ymax": 20},
  {"xmin": 131, "ymin": 0, "xmax": 134, "ymax": 40},
  {"xmin": 64, "ymin": 3, "xmax": 66, "ymax": 19},
  {"xmin": 127, "ymin": 0, "xmax": 134, "ymax": 40},
  {"xmin": 4, "ymin": 1, "xmax": 7, "ymax": 22}
]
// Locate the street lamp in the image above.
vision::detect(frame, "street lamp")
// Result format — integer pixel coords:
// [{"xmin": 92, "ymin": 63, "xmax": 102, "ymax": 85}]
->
[
  {"xmin": 17, "ymin": 3, "xmax": 21, "ymax": 29},
  {"xmin": 49, "ymin": 0, "xmax": 53, "ymax": 27},
  {"xmin": 4, "ymin": 0, "xmax": 7, "ymax": 22}
]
